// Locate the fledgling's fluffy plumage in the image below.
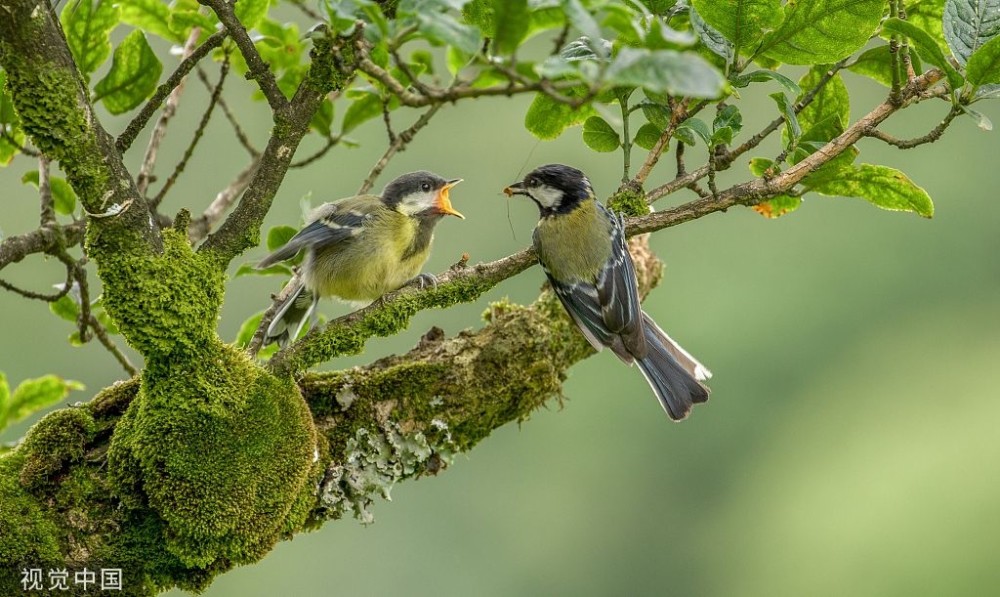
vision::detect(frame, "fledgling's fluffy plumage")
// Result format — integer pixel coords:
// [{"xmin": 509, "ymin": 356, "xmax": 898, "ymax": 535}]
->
[
  {"xmin": 258, "ymin": 171, "xmax": 463, "ymax": 347},
  {"xmin": 505, "ymin": 164, "xmax": 710, "ymax": 420}
]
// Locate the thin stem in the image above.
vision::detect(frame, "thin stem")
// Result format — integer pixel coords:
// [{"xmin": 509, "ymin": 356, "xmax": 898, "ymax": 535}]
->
[
  {"xmin": 620, "ymin": 95, "xmax": 632, "ymax": 183},
  {"xmin": 357, "ymin": 104, "xmax": 443, "ymax": 195},
  {"xmin": 197, "ymin": 65, "xmax": 260, "ymax": 157},
  {"xmin": 866, "ymin": 106, "xmax": 961, "ymax": 148}
]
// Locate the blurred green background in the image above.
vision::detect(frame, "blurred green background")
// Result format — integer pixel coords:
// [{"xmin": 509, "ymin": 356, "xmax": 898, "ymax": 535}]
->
[{"xmin": 2, "ymin": 45, "xmax": 999, "ymax": 596}]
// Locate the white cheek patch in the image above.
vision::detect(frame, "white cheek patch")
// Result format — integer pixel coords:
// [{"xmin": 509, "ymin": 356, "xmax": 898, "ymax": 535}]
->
[
  {"xmin": 397, "ymin": 190, "xmax": 438, "ymax": 216},
  {"xmin": 531, "ymin": 185, "xmax": 564, "ymax": 208}
]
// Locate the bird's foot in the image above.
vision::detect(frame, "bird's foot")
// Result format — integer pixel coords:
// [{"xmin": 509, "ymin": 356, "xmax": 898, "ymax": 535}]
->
[{"xmin": 410, "ymin": 273, "xmax": 438, "ymax": 291}]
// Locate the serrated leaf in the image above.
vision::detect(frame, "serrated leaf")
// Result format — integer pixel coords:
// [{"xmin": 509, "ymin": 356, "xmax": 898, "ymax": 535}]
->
[
  {"xmin": 944, "ymin": 0, "xmax": 1000, "ymax": 65},
  {"xmin": 634, "ymin": 122, "xmax": 662, "ymax": 150},
  {"xmin": 691, "ymin": 0, "xmax": 782, "ymax": 56},
  {"xmin": 118, "ymin": 0, "xmax": 178, "ymax": 42},
  {"xmin": 4, "ymin": 376, "xmax": 84, "ymax": 428},
  {"xmin": 675, "ymin": 118, "xmax": 711, "ymax": 145},
  {"xmin": 61, "ymin": 0, "xmax": 120, "ymax": 83},
  {"xmin": 811, "ymin": 164, "xmax": 934, "ymax": 217},
  {"xmin": 882, "ymin": 18, "xmax": 965, "ymax": 89},
  {"xmin": 605, "ymin": 47, "xmax": 725, "ymax": 98},
  {"xmin": 341, "ymin": 92, "xmax": 383, "ymax": 134},
  {"xmin": 753, "ymin": 195, "xmax": 802, "ymax": 218},
  {"xmin": 582, "ymin": 116, "xmax": 620, "ymax": 152},
  {"xmin": 848, "ymin": 44, "xmax": 924, "ymax": 88},
  {"xmin": 267, "ymin": 225, "xmax": 299, "ymax": 251},
  {"xmin": 234, "ymin": 0, "xmax": 269, "ymax": 30},
  {"xmin": 770, "ymin": 92, "xmax": 801, "ymax": 141},
  {"xmin": 967, "ymin": 34, "xmax": 1000, "ymax": 84},
  {"xmin": 94, "ymin": 30, "xmax": 163, "ymax": 115},
  {"xmin": 757, "ymin": 0, "xmax": 884, "ymax": 65},
  {"xmin": 21, "ymin": 171, "xmax": 79, "ymax": 215},
  {"xmin": 642, "ymin": 103, "xmax": 671, "ymax": 129},
  {"xmin": 493, "ymin": 0, "xmax": 529, "ymax": 55},
  {"xmin": 690, "ymin": 6, "xmax": 734, "ymax": 62},
  {"xmin": 732, "ymin": 69, "xmax": 802, "ymax": 95},
  {"xmin": 524, "ymin": 87, "xmax": 596, "ymax": 139}
]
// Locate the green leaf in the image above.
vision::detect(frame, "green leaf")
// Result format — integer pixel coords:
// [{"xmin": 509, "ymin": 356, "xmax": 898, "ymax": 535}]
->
[
  {"xmin": 49, "ymin": 294, "xmax": 80, "ymax": 323},
  {"xmin": 416, "ymin": 11, "xmax": 482, "ymax": 55},
  {"xmin": 713, "ymin": 105, "xmax": 743, "ymax": 135},
  {"xmin": 732, "ymin": 69, "xmax": 802, "ymax": 95},
  {"xmin": 582, "ymin": 116, "xmax": 620, "ymax": 152},
  {"xmin": 967, "ymin": 34, "xmax": 1000, "ymax": 84},
  {"xmin": 906, "ymin": 0, "xmax": 949, "ymax": 53},
  {"xmin": 61, "ymin": 0, "xmax": 120, "ymax": 83},
  {"xmin": 749, "ymin": 157, "xmax": 778, "ymax": 177},
  {"xmin": 605, "ymin": 47, "xmax": 725, "ymax": 98},
  {"xmin": 960, "ymin": 104, "xmax": 994, "ymax": 129},
  {"xmin": 21, "ymin": 171, "xmax": 79, "ymax": 215},
  {"xmin": 690, "ymin": 6, "xmax": 734, "ymax": 62},
  {"xmin": 3, "ymin": 376, "xmax": 85, "ymax": 430},
  {"xmin": 236, "ymin": 263, "xmax": 294, "ymax": 278},
  {"xmin": 311, "ymin": 98, "xmax": 334, "ymax": 135},
  {"xmin": 882, "ymin": 18, "xmax": 965, "ymax": 89},
  {"xmin": 943, "ymin": 0, "xmax": 1000, "ymax": 65},
  {"xmin": 634, "ymin": 122, "xmax": 662, "ymax": 150},
  {"xmin": 234, "ymin": 0, "xmax": 269, "ymax": 30},
  {"xmin": 642, "ymin": 103, "xmax": 671, "ymax": 130},
  {"xmin": 94, "ymin": 30, "xmax": 164, "ymax": 115},
  {"xmin": 691, "ymin": 0, "xmax": 782, "ymax": 56},
  {"xmin": 0, "ymin": 373, "xmax": 9, "ymax": 429},
  {"xmin": 811, "ymin": 164, "xmax": 935, "ymax": 217},
  {"xmin": 675, "ymin": 118, "xmax": 711, "ymax": 145},
  {"xmin": 797, "ymin": 67, "xmax": 849, "ymax": 138},
  {"xmin": 118, "ymin": 0, "xmax": 178, "ymax": 42},
  {"xmin": 758, "ymin": 0, "xmax": 884, "ymax": 65},
  {"xmin": 168, "ymin": 0, "xmax": 219, "ymax": 40},
  {"xmin": 235, "ymin": 311, "xmax": 264, "ymax": 348},
  {"xmin": 493, "ymin": 0, "xmax": 529, "ymax": 55},
  {"xmin": 524, "ymin": 87, "xmax": 596, "ymax": 139},
  {"xmin": 0, "ymin": 71, "xmax": 24, "ymax": 167},
  {"xmin": 267, "ymin": 225, "xmax": 299, "ymax": 251},
  {"xmin": 848, "ymin": 44, "xmax": 924, "ymax": 88},
  {"xmin": 341, "ymin": 92, "xmax": 383, "ymax": 134},
  {"xmin": 770, "ymin": 92, "xmax": 801, "ymax": 141},
  {"xmin": 753, "ymin": 195, "xmax": 802, "ymax": 218}
]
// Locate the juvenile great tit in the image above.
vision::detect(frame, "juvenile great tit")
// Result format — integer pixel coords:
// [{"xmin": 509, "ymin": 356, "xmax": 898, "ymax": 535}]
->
[
  {"xmin": 504, "ymin": 164, "xmax": 710, "ymax": 420},
  {"xmin": 258, "ymin": 171, "xmax": 464, "ymax": 347}
]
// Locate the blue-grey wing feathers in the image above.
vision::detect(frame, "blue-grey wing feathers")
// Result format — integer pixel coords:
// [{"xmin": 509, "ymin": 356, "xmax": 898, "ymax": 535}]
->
[{"xmin": 263, "ymin": 280, "xmax": 316, "ymax": 348}]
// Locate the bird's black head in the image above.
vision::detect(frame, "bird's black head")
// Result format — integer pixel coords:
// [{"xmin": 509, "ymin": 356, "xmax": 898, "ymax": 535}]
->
[
  {"xmin": 503, "ymin": 164, "xmax": 595, "ymax": 217},
  {"xmin": 381, "ymin": 171, "xmax": 464, "ymax": 220}
]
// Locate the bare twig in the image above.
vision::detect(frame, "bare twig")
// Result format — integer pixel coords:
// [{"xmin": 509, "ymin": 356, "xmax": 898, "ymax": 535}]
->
[
  {"xmin": 86, "ymin": 313, "xmax": 138, "ymax": 377},
  {"xmin": 205, "ymin": 0, "xmax": 288, "ymax": 113},
  {"xmin": 38, "ymin": 155, "xmax": 56, "ymax": 226},
  {"xmin": 135, "ymin": 28, "xmax": 203, "ymax": 196},
  {"xmin": 198, "ymin": 65, "xmax": 260, "ymax": 157},
  {"xmin": 357, "ymin": 104, "xmax": 443, "ymax": 195},
  {"xmin": 188, "ymin": 157, "xmax": 260, "ymax": 243},
  {"xmin": 289, "ymin": 133, "xmax": 344, "ymax": 168},
  {"xmin": 150, "ymin": 55, "xmax": 230, "ymax": 208},
  {"xmin": 866, "ymin": 106, "xmax": 961, "ymax": 148},
  {"xmin": 288, "ymin": 0, "xmax": 324, "ymax": 20},
  {"xmin": 2, "ymin": 128, "xmax": 39, "ymax": 156},
  {"xmin": 0, "ymin": 222, "xmax": 86, "ymax": 270},
  {"xmin": 117, "ymin": 29, "xmax": 227, "ymax": 153}
]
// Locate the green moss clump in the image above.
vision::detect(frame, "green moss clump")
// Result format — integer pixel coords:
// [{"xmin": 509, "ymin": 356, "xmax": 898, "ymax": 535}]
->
[
  {"xmin": 108, "ymin": 343, "xmax": 318, "ymax": 569},
  {"xmin": 0, "ymin": 455, "xmax": 63, "ymax": 590},
  {"xmin": 91, "ymin": 229, "xmax": 224, "ymax": 358},
  {"xmin": 18, "ymin": 408, "xmax": 96, "ymax": 489},
  {"xmin": 607, "ymin": 184, "xmax": 650, "ymax": 217}
]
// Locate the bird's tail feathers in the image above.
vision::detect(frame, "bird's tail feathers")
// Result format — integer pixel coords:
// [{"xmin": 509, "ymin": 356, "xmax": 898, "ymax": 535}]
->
[
  {"xmin": 264, "ymin": 281, "xmax": 314, "ymax": 348},
  {"xmin": 636, "ymin": 312, "xmax": 710, "ymax": 421},
  {"xmin": 257, "ymin": 239, "xmax": 306, "ymax": 269}
]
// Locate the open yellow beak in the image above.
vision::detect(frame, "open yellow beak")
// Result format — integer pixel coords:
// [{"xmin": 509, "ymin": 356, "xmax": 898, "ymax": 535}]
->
[{"xmin": 436, "ymin": 179, "xmax": 465, "ymax": 219}]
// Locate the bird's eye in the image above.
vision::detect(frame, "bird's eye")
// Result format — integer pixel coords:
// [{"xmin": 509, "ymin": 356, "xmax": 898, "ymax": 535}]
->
[
  {"xmin": 528, "ymin": 177, "xmax": 539, "ymax": 187},
  {"xmin": 421, "ymin": 182, "xmax": 431, "ymax": 192}
]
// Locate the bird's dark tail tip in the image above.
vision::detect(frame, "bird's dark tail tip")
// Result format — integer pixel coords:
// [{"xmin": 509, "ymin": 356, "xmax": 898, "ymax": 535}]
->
[
  {"xmin": 263, "ymin": 282, "xmax": 314, "ymax": 349},
  {"xmin": 635, "ymin": 313, "xmax": 711, "ymax": 421}
]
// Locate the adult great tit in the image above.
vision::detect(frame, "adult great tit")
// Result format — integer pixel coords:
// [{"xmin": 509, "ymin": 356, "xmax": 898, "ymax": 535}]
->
[
  {"xmin": 504, "ymin": 164, "xmax": 710, "ymax": 420},
  {"xmin": 258, "ymin": 171, "xmax": 464, "ymax": 347}
]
